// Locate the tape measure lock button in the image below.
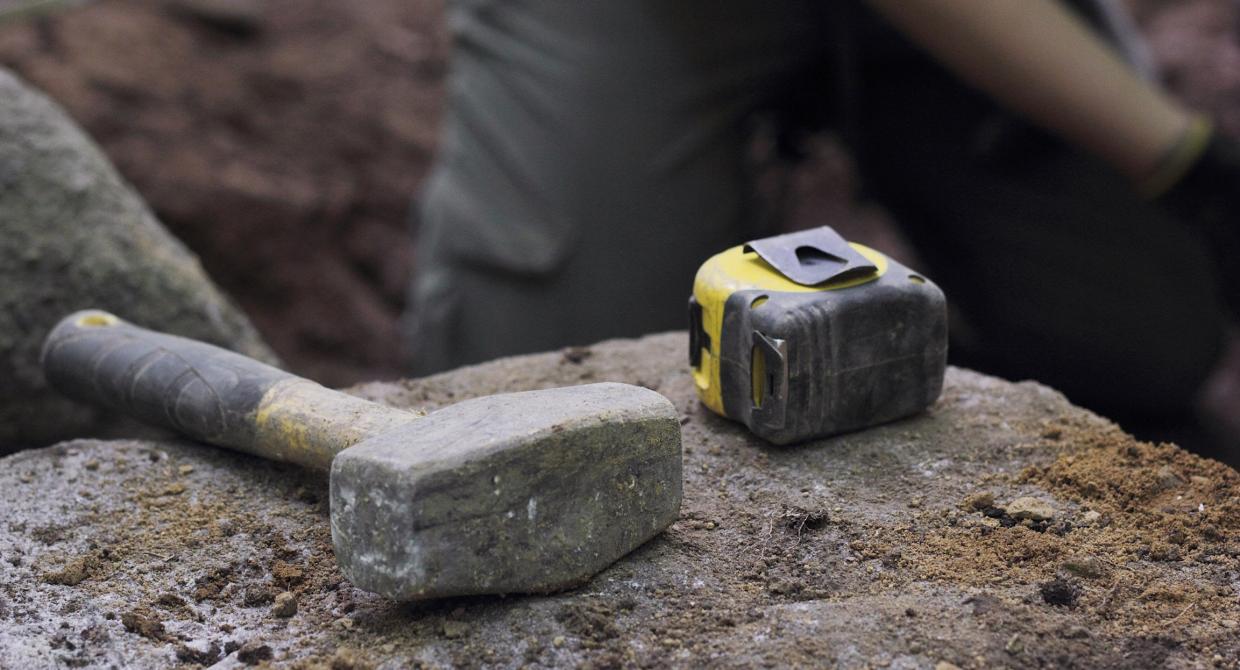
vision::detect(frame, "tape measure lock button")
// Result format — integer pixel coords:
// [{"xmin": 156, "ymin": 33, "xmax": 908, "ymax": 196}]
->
[{"xmin": 749, "ymin": 331, "xmax": 788, "ymax": 429}]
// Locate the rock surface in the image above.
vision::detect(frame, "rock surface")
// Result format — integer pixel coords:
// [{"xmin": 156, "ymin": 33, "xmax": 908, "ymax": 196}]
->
[
  {"xmin": 1, "ymin": 333, "xmax": 1238, "ymax": 668},
  {"xmin": 0, "ymin": 68, "xmax": 275, "ymax": 449}
]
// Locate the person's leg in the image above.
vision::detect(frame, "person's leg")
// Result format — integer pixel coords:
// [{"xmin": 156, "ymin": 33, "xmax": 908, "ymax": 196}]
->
[
  {"xmin": 848, "ymin": 11, "xmax": 1226, "ymax": 424},
  {"xmin": 408, "ymin": 1, "xmax": 825, "ymax": 375}
]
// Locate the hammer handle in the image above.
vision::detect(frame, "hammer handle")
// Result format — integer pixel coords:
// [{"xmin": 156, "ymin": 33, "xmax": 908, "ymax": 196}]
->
[{"xmin": 41, "ymin": 310, "xmax": 414, "ymax": 470}]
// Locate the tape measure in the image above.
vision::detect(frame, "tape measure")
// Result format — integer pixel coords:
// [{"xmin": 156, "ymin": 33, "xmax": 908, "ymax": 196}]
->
[{"xmin": 688, "ymin": 226, "xmax": 948, "ymax": 444}]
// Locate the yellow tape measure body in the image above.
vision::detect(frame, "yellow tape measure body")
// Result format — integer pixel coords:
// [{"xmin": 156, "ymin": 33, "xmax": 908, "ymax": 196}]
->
[{"xmin": 691, "ymin": 242, "xmax": 888, "ymax": 414}]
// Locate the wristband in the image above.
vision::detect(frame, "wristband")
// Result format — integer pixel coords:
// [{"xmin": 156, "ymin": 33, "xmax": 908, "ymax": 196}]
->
[{"xmin": 1140, "ymin": 116, "xmax": 1214, "ymax": 199}]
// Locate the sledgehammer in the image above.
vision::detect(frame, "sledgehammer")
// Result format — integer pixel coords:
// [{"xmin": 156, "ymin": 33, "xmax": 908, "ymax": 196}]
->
[{"xmin": 41, "ymin": 310, "xmax": 682, "ymax": 600}]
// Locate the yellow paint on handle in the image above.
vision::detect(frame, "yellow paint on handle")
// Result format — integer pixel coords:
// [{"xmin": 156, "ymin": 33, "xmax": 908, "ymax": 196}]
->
[
  {"xmin": 76, "ymin": 312, "xmax": 119, "ymax": 328},
  {"xmin": 253, "ymin": 379, "xmax": 420, "ymax": 470}
]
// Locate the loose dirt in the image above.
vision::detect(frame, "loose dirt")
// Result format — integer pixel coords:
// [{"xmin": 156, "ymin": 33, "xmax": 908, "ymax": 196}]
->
[{"xmin": 1, "ymin": 333, "xmax": 1237, "ymax": 668}]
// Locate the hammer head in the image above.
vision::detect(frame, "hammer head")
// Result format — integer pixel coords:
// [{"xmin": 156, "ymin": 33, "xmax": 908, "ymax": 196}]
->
[{"xmin": 328, "ymin": 382, "xmax": 682, "ymax": 601}]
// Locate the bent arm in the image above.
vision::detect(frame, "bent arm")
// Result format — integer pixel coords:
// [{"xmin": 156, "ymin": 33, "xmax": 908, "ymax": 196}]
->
[{"xmin": 862, "ymin": 0, "xmax": 1195, "ymax": 184}]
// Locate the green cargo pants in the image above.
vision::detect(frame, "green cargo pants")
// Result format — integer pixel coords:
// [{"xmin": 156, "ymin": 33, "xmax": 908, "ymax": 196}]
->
[{"xmin": 409, "ymin": 0, "xmax": 1225, "ymax": 422}]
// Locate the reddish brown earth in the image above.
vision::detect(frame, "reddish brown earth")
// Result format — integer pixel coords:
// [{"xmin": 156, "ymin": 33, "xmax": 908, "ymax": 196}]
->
[
  {"xmin": 0, "ymin": 0, "xmax": 1234, "ymax": 386},
  {"xmin": 0, "ymin": 0, "xmax": 448, "ymax": 385}
]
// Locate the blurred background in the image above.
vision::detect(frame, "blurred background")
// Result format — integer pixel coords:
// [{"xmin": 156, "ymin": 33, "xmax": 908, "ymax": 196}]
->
[{"xmin": 0, "ymin": 0, "xmax": 1237, "ymax": 387}]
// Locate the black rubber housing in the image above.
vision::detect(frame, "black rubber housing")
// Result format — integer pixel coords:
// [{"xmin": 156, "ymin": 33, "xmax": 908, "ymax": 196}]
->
[
  {"xmin": 41, "ymin": 311, "xmax": 294, "ymax": 447},
  {"xmin": 718, "ymin": 264, "xmax": 947, "ymax": 445}
]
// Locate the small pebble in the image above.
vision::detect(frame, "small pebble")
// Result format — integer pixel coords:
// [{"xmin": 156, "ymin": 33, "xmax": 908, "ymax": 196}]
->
[
  {"xmin": 1004, "ymin": 496, "xmax": 1056, "ymax": 521},
  {"xmin": 1155, "ymin": 465, "xmax": 1184, "ymax": 490},
  {"xmin": 442, "ymin": 620, "xmax": 470, "ymax": 639},
  {"xmin": 236, "ymin": 640, "xmax": 273, "ymax": 665},
  {"xmin": 271, "ymin": 591, "xmax": 297, "ymax": 618},
  {"xmin": 175, "ymin": 640, "xmax": 221, "ymax": 665},
  {"xmin": 1060, "ymin": 555, "xmax": 1105, "ymax": 579},
  {"xmin": 1040, "ymin": 578, "xmax": 1080, "ymax": 607},
  {"xmin": 1005, "ymin": 634, "xmax": 1024, "ymax": 655},
  {"xmin": 960, "ymin": 491, "xmax": 994, "ymax": 511}
]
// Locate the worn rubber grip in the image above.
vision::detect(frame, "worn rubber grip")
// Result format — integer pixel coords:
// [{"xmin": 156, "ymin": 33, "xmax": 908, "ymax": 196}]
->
[
  {"xmin": 42, "ymin": 310, "xmax": 296, "ymax": 451},
  {"xmin": 42, "ymin": 311, "xmax": 419, "ymax": 469}
]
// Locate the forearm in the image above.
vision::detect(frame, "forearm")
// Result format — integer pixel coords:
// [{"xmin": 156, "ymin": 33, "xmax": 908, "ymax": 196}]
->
[{"xmin": 862, "ymin": 0, "xmax": 1194, "ymax": 183}]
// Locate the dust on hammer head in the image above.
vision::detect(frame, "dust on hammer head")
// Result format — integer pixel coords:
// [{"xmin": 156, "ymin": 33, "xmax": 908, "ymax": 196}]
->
[{"xmin": 688, "ymin": 226, "xmax": 948, "ymax": 444}]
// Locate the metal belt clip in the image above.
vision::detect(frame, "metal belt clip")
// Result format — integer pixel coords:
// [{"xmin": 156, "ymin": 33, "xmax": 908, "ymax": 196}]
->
[{"xmin": 743, "ymin": 225, "xmax": 876, "ymax": 286}]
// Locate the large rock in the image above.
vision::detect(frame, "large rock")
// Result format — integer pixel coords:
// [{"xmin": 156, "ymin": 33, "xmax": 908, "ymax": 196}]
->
[
  {"xmin": 1, "ymin": 333, "xmax": 1237, "ymax": 668},
  {"xmin": 0, "ymin": 68, "xmax": 275, "ymax": 449}
]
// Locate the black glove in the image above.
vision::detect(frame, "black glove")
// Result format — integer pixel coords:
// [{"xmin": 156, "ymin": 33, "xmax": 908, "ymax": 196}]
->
[{"xmin": 1157, "ymin": 128, "xmax": 1240, "ymax": 318}]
